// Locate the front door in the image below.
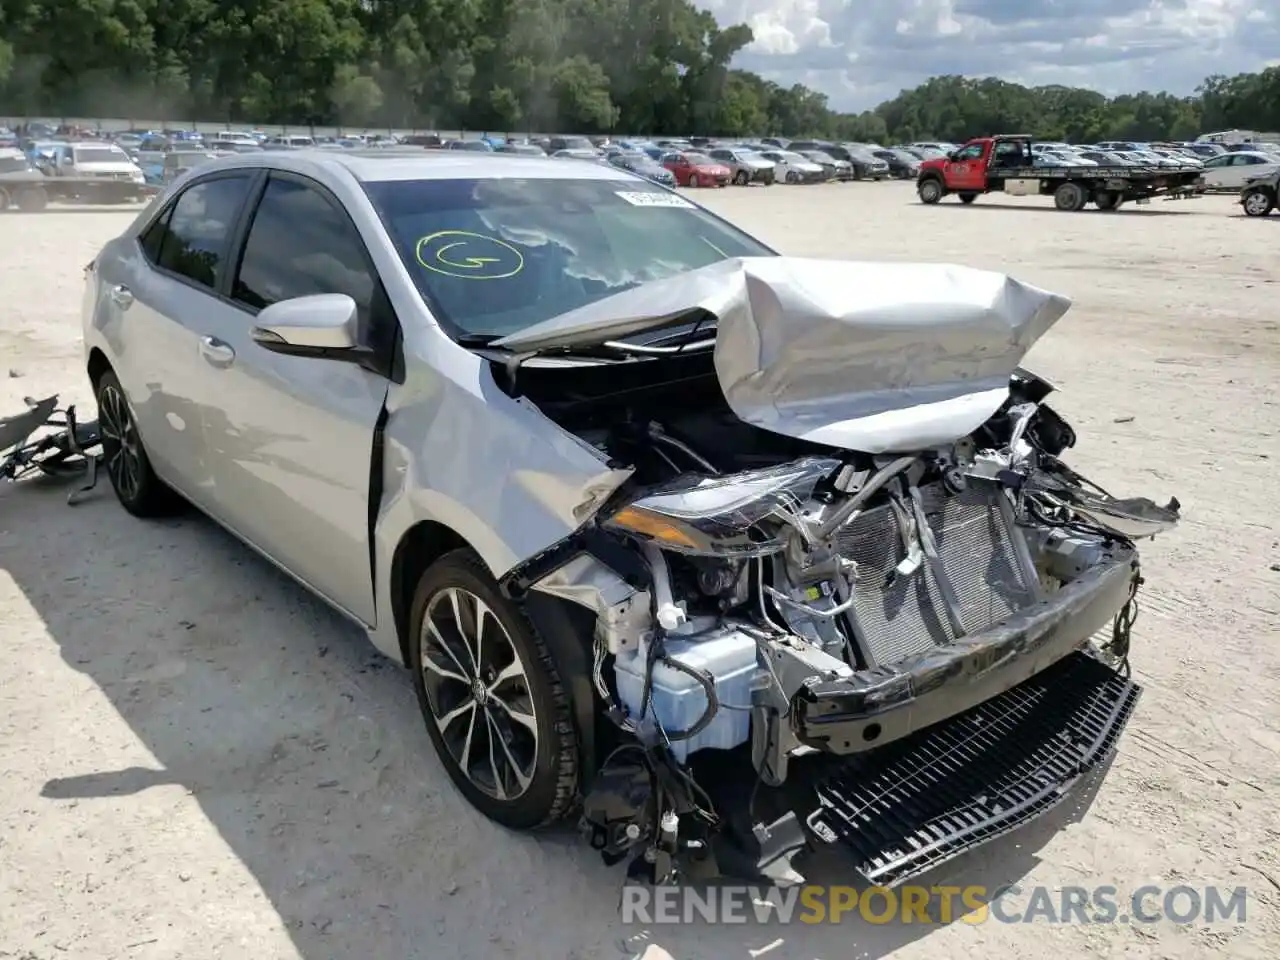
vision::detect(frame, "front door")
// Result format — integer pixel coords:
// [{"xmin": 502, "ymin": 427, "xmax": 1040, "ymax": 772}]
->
[
  {"xmin": 193, "ymin": 172, "xmax": 394, "ymax": 623},
  {"xmin": 945, "ymin": 143, "xmax": 988, "ymax": 191}
]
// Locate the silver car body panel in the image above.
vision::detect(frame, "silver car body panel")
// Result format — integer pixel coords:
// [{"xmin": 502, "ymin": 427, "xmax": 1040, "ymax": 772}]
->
[
  {"xmin": 494, "ymin": 256, "xmax": 1072, "ymax": 453},
  {"xmin": 84, "ymin": 150, "xmax": 643, "ymax": 663}
]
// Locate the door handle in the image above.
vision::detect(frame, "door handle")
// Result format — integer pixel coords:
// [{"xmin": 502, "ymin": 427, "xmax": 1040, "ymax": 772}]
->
[
  {"xmin": 198, "ymin": 336, "xmax": 236, "ymax": 367},
  {"xmin": 108, "ymin": 284, "xmax": 134, "ymax": 308}
]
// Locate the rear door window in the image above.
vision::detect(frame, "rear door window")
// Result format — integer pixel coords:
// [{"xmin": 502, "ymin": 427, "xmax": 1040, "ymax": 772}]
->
[{"xmin": 150, "ymin": 175, "xmax": 255, "ymax": 289}]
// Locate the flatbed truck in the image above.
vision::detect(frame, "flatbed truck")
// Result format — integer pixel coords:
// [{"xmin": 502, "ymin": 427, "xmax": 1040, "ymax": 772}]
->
[{"xmin": 915, "ymin": 134, "xmax": 1206, "ymax": 211}]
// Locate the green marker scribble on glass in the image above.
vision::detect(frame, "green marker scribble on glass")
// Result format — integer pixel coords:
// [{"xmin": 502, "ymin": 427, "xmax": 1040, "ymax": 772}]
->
[{"xmin": 415, "ymin": 230, "xmax": 525, "ymax": 280}]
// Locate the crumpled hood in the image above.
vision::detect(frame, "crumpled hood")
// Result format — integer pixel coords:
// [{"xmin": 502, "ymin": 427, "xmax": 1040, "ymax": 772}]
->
[{"xmin": 492, "ymin": 256, "xmax": 1072, "ymax": 454}]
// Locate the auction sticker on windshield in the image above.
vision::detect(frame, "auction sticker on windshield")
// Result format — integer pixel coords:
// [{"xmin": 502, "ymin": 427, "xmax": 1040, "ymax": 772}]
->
[{"xmin": 615, "ymin": 191, "xmax": 694, "ymax": 208}]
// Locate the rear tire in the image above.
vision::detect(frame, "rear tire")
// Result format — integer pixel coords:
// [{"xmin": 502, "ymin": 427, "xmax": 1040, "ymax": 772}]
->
[
  {"xmin": 0, "ymin": 188, "xmax": 10, "ymax": 212},
  {"xmin": 1054, "ymin": 181, "xmax": 1088, "ymax": 211},
  {"xmin": 95, "ymin": 370, "xmax": 181, "ymax": 517},
  {"xmin": 1242, "ymin": 187, "xmax": 1275, "ymax": 217},
  {"xmin": 1094, "ymin": 190, "xmax": 1122, "ymax": 211},
  {"xmin": 16, "ymin": 187, "xmax": 47, "ymax": 213},
  {"xmin": 918, "ymin": 178, "xmax": 944, "ymax": 204},
  {"xmin": 958, "ymin": 192, "xmax": 977, "ymax": 204},
  {"xmin": 408, "ymin": 548, "xmax": 579, "ymax": 830},
  {"xmin": 733, "ymin": 170, "xmax": 748, "ymax": 186}
]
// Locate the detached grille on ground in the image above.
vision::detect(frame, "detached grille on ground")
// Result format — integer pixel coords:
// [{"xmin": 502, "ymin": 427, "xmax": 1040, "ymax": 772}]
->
[
  {"xmin": 837, "ymin": 483, "xmax": 1039, "ymax": 666},
  {"xmin": 804, "ymin": 651, "xmax": 1140, "ymax": 887}
]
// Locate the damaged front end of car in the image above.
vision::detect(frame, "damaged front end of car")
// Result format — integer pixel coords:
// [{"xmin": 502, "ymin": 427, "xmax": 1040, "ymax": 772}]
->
[{"xmin": 490, "ymin": 257, "xmax": 1179, "ymax": 888}]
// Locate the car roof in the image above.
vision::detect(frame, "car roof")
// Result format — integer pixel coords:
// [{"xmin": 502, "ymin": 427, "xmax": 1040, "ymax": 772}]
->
[{"xmin": 174, "ymin": 148, "xmax": 640, "ymax": 184}]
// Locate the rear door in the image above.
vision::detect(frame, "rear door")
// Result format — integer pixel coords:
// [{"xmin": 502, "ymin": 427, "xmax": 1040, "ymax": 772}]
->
[
  {"xmin": 105, "ymin": 172, "xmax": 258, "ymax": 503},
  {"xmin": 197, "ymin": 172, "xmax": 395, "ymax": 623}
]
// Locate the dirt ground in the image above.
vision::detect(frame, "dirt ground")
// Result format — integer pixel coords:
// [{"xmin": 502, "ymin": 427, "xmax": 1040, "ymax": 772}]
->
[{"xmin": 1, "ymin": 186, "xmax": 1277, "ymax": 960}]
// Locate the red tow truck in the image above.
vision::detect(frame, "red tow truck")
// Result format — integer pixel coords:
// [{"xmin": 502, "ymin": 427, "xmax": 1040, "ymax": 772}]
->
[{"xmin": 915, "ymin": 134, "xmax": 1206, "ymax": 211}]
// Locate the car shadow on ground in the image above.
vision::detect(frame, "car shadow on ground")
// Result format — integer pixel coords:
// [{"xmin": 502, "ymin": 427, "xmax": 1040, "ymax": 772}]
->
[{"xmin": 3, "ymin": 474, "xmax": 1111, "ymax": 960}]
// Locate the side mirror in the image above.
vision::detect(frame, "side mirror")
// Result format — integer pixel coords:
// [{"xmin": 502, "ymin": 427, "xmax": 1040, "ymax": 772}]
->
[
  {"xmin": 59, "ymin": 154, "xmax": 74, "ymax": 166},
  {"xmin": 250, "ymin": 294, "xmax": 359, "ymax": 357}
]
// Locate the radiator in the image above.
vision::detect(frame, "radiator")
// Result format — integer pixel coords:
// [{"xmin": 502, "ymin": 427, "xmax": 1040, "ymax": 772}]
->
[{"xmin": 835, "ymin": 483, "xmax": 1039, "ymax": 666}]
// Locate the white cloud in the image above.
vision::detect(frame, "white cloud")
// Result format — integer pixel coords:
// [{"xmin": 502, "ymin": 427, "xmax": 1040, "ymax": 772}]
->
[{"xmin": 695, "ymin": 0, "xmax": 1278, "ymax": 110}]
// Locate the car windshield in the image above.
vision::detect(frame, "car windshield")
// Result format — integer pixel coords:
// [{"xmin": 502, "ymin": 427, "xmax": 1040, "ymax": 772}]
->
[
  {"xmin": 363, "ymin": 177, "xmax": 773, "ymax": 340},
  {"xmin": 684, "ymin": 153, "xmax": 714, "ymax": 165},
  {"xmin": 74, "ymin": 147, "xmax": 129, "ymax": 164},
  {"xmin": 777, "ymin": 151, "xmax": 808, "ymax": 163}
]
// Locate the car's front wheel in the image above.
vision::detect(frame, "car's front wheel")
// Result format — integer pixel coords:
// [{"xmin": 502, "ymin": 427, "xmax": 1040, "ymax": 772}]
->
[
  {"xmin": 95, "ymin": 370, "xmax": 179, "ymax": 516},
  {"xmin": 918, "ymin": 178, "xmax": 944, "ymax": 204},
  {"xmin": 409, "ymin": 548, "xmax": 579, "ymax": 829}
]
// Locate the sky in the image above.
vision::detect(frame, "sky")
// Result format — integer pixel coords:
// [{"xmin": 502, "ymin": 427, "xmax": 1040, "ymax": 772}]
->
[{"xmin": 697, "ymin": 0, "xmax": 1280, "ymax": 111}]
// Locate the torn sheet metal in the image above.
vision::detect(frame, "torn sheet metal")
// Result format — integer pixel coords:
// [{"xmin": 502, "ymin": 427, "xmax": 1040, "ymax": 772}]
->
[{"xmin": 492, "ymin": 256, "xmax": 1072, "ymax": 454}]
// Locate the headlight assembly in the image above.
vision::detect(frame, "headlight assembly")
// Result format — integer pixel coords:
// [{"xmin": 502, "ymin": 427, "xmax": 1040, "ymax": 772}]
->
[{"xmin": 602, "ymin": 457, "xmax": 841, "ymax": 557}]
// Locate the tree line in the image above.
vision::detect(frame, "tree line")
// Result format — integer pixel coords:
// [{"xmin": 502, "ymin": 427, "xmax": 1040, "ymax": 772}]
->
[{"xmin": 1, "ymin": 0, "xmax": 1277, "ymax": 142}]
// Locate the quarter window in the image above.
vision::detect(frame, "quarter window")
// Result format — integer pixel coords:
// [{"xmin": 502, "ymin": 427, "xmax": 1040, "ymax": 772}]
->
[
  {"xmin": 231, "ymin": 176, "xmax": 379, "ymax": 337},
  {"xmin": 151, "ymin": 175, "xmax": 254, "ymax": 289}
]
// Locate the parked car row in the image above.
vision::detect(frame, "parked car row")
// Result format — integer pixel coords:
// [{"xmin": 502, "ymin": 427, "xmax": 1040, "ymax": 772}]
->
[{"xmin": 5, "ymin": 121, "xmax": 1275, "ymax": 211}]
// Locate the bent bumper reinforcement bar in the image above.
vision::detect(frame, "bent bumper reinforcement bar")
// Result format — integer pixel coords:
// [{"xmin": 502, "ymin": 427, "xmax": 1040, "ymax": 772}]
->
[{"xmin": 792, "ymin": 550, "xmax": 1137, "ymax": 754}]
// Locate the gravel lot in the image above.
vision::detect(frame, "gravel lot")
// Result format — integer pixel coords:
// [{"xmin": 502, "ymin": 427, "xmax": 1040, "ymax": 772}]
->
[{"xmin": 1, "ymin": 185, "xmax": 1277, "ymax": 960}]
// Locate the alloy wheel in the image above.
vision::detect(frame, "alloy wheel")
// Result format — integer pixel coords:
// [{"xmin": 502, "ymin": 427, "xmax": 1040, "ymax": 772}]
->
[
  {"xmin": 1243, "ymin": 190, "xmax": 1273, "ymax": 216},
  {"xmin": 420, "ymin": 587, "xmax": 539, "ymax": 801},
  {"xmin": 99, "ymin": 384, "xmax": 142, "ymax": 503}
]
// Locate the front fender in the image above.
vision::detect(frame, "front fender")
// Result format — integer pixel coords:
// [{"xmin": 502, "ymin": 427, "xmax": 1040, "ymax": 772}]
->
[{"xmin": 368, "ymin": 351, "xmax": 632, "ymax": 661}]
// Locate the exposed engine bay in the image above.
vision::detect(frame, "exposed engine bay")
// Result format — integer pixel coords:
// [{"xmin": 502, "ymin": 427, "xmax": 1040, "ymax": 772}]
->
[
  {"xmin": 478, "ymin": 260, "xmax": 1180, "ymax": 888},
  {"xmin": 495, "ymin": 342, "xmax": 1179, "ymax": 887}
]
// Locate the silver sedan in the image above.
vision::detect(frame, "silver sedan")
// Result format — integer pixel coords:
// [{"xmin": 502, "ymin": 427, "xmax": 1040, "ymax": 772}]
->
[{"xmin": 82, "ymin": 149, "xmax": 1173, "ymax": 885}]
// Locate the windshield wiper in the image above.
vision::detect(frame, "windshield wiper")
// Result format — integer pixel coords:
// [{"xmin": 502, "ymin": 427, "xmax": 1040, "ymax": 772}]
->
[
  {"xmin": 456, "ymin": 333, "xmax": 505, "ymax": 348},
  {"xmin": 611, "ymin": 310, "xmax": 717, "ymax": 355}
]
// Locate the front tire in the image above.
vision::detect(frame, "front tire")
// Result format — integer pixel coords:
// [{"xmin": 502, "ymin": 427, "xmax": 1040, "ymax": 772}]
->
[
  {"xmin": 95, "ymin": 370, "xmax": 180, "ymax": 517},
  {"xmin": 958, "ymin": 192, "xmax": 977, "ymax": 204},
  {"xmin": 689, "ymin": 173, "xmax": 701, "ymax": 188},
  {"xmin": 918, "ymin": 178, "xmax": 944, "ymax": 204},
  {"xmin": 409, "ymin": 548, "xmax": 579, "ymax": 830}
]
